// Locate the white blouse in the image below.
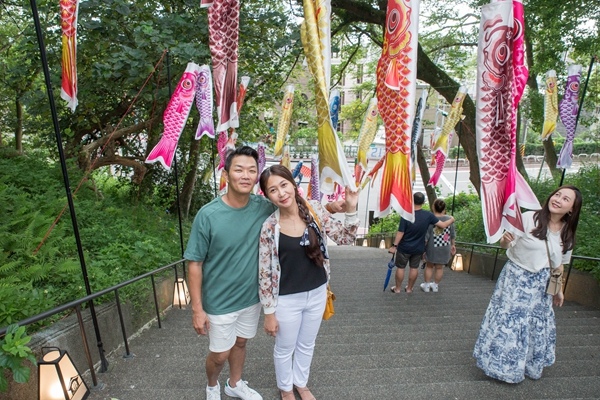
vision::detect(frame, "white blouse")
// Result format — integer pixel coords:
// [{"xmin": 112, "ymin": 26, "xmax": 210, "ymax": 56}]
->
[{"xmin": 506, "ymin": 211, "xmax": 572, "ymax": 273}]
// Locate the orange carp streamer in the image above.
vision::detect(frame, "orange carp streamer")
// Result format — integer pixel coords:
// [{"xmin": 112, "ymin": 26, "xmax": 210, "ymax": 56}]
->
[
  {"xmin": 60, "ymin": 0, "xmax": 78, "ymax": 111},
  {"xmin": 375, "ymin": 0, "xmax": 420, "ymax": 221}
]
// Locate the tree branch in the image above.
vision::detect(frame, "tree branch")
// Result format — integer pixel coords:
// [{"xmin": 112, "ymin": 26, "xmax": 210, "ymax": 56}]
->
[{"xmin": 82, "ymin": 115, "xmax": 161, "ymax": 154}]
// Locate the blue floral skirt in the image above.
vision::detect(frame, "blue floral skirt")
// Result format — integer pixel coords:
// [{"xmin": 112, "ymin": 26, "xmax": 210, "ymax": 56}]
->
[{"xmin": 473, "ymin": 260, "xmax": 556, "ymax": 383}]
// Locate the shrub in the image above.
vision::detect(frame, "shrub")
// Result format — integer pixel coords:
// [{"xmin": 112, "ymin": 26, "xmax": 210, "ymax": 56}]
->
[{"xmin": 368, "ymin": 166, "xmax": 600, "ymax": 280}]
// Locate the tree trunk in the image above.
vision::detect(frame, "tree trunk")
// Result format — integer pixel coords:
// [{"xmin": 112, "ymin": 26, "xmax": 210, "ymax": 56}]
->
[
  {"xmin": 178, "ymin": 137, "xmax": 202, "ymax": 219},
  {"xmin": 515, "ymin": 110, "xmax": 528, "ymax": 179},
  {"xmin": 15, "ymin": 97, "xmax": 23, "ymax": 154},
  {"xmin": 416, "ymin": 44, "xmax": 481, "ymax": 195},
  {"xmin": 543, "ymin": 138, "xmax": 561, "ymax": 180},
  {"xmin": 416, "ymin": 143, "xmax": 437, "ymax": 206}
]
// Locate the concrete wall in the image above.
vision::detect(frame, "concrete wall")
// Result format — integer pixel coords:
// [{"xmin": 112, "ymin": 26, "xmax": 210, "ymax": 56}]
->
[{"xmin": 2, "ymin": 276, "xmax": 175, "ymax": 400}]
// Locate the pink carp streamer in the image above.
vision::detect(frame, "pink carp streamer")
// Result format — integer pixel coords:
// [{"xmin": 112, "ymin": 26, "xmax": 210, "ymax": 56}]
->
[
  {"xmin": 146, "ymin": 63, "xmax": 201, "ymax": 170},
  {"xmin": 476, "ymin": 0, "xmax": 539, "ymax": 244},
  {"xmin": 216, "ymin": 130, "xmax": 228, "ymax": 170},
  {"xmin": 194, "ymin": 65, "xmax": 215, "ymax": 140},
  {"xmin": 428, "ymin": 87, "xmax": 466, "ymax": 187},
  {"xmin": 203, "ymin": 0, "xmax": 240, "ymax": 132},
  {"xmin": 60, "ymin": 0, "xmax": 79, "ymax": 112},
  {"xmin": 301, "ymin": 0, "xmax": 356, "ymax": 194},
  {"xmin": 541, "ymin": 70, "xmax": 558, "ymax": 140},
  {"xmin": 375, "ymin": 0, "xmax": 420, "ymax": 221},
  {"xmin": 557, "ymin": 64, "xmax": 582, "ymax": 169}
]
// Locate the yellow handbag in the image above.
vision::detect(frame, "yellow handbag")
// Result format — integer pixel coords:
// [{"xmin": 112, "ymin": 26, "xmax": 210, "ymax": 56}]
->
[{"xmin": 323, "ymin": 285, "xmax": 336, "ymax": 320}]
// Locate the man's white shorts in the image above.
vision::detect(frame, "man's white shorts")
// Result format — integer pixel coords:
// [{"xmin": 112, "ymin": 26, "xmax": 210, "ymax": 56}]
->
[{"xmin": 207, "ymin": 302, "xmax": 261, "ymax": 353}]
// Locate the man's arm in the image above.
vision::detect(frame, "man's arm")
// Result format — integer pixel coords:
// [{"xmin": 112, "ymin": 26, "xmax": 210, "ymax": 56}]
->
[
  {"xmin": 188, "ymin": 260, "xmax": 209, "ymax": 335},
  {"xmin": 434, "ymin": 216, "xmax": 455, "ymax": 229},
  {"xmin": 389, "ymin": 231, "xmax": 405, "ymax": 253}
]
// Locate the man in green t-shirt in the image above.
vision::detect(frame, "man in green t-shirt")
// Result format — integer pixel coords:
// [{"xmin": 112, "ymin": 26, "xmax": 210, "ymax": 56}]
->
[{"xmin": 185, "ymin": 146, "xmax": 342, "ymax": 400}]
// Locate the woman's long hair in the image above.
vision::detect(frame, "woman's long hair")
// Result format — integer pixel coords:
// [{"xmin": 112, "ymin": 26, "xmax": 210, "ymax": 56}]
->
[
  {"xmin": 531, "ymin": 185, "xmax": 582, "ymax": 253},
  {"xmin": 259, "ymin": 165, "xmax": 325, "ymax": 267}
]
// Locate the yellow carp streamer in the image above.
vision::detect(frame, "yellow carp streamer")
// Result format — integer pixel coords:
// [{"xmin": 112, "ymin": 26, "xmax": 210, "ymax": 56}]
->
[
  {"xmin": 314, "ymin": 0, "xmax": 332, "ymax": 88},
  {"xmin": 301, "ymin": 0, "xmax": 356, "ymax": 193},
  {"xmin": 541, "ymin": 70, "xmax": 558, "ymax": 140},
  {"xmin": 280, "ymin": 145, "xmax": 292, "ymax": 171},
  {"xmin": 273, "ymin": 84, "xmax": 295, "ymax": 157},
  {"xmin": 356, "ymin": 97, "xmax": 379, "ymax": 186},
  {"xmin": 432, "ymin": 86, "xmax": 467, "ymax": 155}
]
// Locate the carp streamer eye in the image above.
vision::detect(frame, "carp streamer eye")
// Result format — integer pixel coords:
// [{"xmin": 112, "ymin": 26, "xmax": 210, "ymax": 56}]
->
[
  {"xmin": 388, "ymin": 9, "xmax": 399, "ymax": 33},
  {"xmin": 182, "ymin": 78, "xmax": 193, "ymax": 90},
  {"xmin": 569, "ymin": 82, "xmax": 580, "ymax": 93}
]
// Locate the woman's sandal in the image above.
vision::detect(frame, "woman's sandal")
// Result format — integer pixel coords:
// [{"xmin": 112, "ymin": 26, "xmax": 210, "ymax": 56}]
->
[
  {"xmin": 280, "ymin": 389, "xmax": 295, "ymax": 400},
  {"xmin": 294, "ymin": 385, "xmax": 316, "ymax": 400}
]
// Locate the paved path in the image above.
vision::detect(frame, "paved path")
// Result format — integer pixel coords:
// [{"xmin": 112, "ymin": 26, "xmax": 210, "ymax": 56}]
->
[{"xmin": 88, "ymin": 247, "xmax": 600, "ymax": 400}]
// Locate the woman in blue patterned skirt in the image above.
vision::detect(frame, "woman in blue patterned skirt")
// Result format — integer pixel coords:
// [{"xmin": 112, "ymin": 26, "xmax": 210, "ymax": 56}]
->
[{"xmin": 473, "ymin": 185, "xmax": 582, "ymax": 383}]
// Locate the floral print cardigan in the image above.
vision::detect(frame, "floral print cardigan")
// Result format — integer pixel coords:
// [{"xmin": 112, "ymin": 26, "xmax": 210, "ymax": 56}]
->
[{"xmin": 258, "ymin": 200, "xmax": 359, "ymax": 314}]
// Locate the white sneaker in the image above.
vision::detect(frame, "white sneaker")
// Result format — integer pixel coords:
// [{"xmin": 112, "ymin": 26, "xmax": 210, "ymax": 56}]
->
[
  {"xmin": 431, "ymin": 282, "xmax": 439, "ymax": 292},
  {"xmin": 206, "ymin": 382, "xmax": 221, "ymax": 400},
  {"xmin": 224, "ymin": 379, "xmax": 263, "ymax": 400},
  {"xmin": 420, "ymin": 282, "xmax": 430, "ymax": 292}
]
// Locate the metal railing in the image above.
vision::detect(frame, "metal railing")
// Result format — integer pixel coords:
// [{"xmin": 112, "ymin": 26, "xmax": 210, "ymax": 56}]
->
[
  {"xmin": 0, "ymin": 258, "xmax": 186, "ymax": 388},
  {"xmin": 354, "ymin": 235, "xmax": 600, "ymax": 294},
  {"xmin": 456, "ymin": 241, "xmax": 600, "ymax": 293}
]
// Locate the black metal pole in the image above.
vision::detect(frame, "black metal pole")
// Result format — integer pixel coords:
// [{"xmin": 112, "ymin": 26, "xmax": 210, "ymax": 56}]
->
[
  {"xmin": 165, "ymin": 51, "xmax": 186, "ymax": 261},
  {"xmin": 559, "ymin": 55, "xmax": 596, "ymax": 186},
  {"xmin": 29, "ymin": 0, "xmax": 109, "ymax": 373},
  {"xmin": 451, "ymin": 123, "xmax": 461, "ymax": 214},
  {"xmin": 211, "ymin": 139, "xmax": 218, "ymax": 197}
]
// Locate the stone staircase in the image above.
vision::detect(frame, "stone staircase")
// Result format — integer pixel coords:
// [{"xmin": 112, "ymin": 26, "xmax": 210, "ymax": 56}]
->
[{"xmin": 86, "ymin": 247, "xmax": 600, "ymax": 400}]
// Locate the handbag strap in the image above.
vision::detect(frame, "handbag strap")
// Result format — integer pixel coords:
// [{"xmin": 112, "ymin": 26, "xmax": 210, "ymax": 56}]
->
[
  {"xmin": 544, "ymin": 239, "xmax": 552, "ymax": 269},
  {"xmin": 545, "ymin": 239, "xmax": 564, "ymax": 275}
]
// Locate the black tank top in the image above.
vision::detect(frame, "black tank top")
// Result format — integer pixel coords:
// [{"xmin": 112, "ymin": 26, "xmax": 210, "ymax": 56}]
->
[{"xmin": 278, "ymin": 232, "xmax": 327, "ymax": 295}]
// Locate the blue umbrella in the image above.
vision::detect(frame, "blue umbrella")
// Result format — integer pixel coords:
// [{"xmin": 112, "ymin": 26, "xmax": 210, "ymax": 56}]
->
[{"xmin": 383, "ymin": 254, "xmax": 395, "ymax": 291}]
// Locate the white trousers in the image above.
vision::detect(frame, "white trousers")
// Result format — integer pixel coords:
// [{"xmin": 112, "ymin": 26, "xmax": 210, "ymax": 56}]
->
[{"xmin": 274, "ymin": 283, "xmax": 327, "ymax": 391}]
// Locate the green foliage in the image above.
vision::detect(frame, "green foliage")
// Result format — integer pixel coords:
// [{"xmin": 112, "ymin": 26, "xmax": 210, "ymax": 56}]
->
[
  {"xmin": 0, "ymin": 325, "xmax": 36, "ymax": 392},
  {"xmin": 0, "ymin": 154, "xmax": 186, "ymax": 329},
  {"xmin": 368, "ymin": 211, "xmax": 400, "ymax": 236},
  {"xmin": 559, "ymin": 165, "xmax": 600, "ymax": 279},
  {"xmin": 368, "ymin": 166, "xmax": 600, "ymax": 280}
]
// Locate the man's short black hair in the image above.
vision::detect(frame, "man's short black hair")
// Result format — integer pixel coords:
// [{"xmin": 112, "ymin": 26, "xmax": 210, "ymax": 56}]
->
[
  {"xmin": 224, "ymin": 146, "xmax": 259, "ymax": 172},
  {"xmin": 413, "ymin": 192, "xmax": 425, "ymax": 205}
]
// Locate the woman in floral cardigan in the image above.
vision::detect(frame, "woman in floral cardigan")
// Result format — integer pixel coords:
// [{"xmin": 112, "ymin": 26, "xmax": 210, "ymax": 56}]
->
[{"xmin": 258, "ymin": 165, "xmax": 358, "ymax": 400}]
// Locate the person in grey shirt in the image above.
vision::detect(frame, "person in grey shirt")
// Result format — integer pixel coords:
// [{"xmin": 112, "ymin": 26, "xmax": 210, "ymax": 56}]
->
[{"xmin": 388, "ymin": 192, "xmax": 454, "ymax": 293}]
